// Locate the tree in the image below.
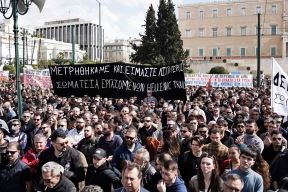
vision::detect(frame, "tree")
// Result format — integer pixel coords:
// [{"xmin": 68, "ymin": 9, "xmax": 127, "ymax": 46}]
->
[
  {"xmin": 3, "ymin": 64, "xmax": 16, "ymax": 75},
  {"xmin": 130, "ymin": 4, "xmax": 158, "ymax": 64},
  {"xmin": 164, "ymin": 0, "xmax": 187, "ymax": 64},
  {"xmin": 131, "ymin": 0, "xmax": 187, "ymax": 66},
  {"xmin": 209, "ymin": 66, "xmax": 229, "ymax": 74}
]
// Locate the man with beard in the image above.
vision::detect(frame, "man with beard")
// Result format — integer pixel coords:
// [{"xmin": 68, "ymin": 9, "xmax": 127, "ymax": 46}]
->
[
  {"xmin": 97, "ymin": 122, "xmax": 123, "ymax": 157},
  {"xmin": 7, "ymin": 119, "xmax": 27, "ymax": 154},
  {"xmin": 78, "ymin": 126, "xmax": 97, "ymax": 165},
  {"xmin": 134, "ymin": 148, "xmax": 156, "ymax": 189},
  {"xmin": 67, "ymin": 117, "xmax": 85, "ymax": 145},
  {"xmin": 112, "ymin": 127, "xmax": 143, "ymax": 171},
  {"xmin": 262, "ymin": 130, "xmax": 286, "ymax": 165},
  {"xmin": 38, "ymin": 129, "xmax": 85, "ymax": 190},
  {"xmin": 157, "ymin": 160, "xmax": 187, "ymax": 192},
  {"xmin": 21, "ymin": 111, "xmax": 36, "ymax": 150},
  {"xmin": 0, "ymin": 142, "xmax": 32, "ymax": 192},
  {"xmin": 232, "ymin": 121, "xmax": 246, "ymax": 140},
  {"xmin": 138, "ymin": 115, "xmax": 160, "ymax": 146},
  {"xmin": 236, "ymin": 119, "xmax": 264, "ymax": 153},
  {"xmin": 94, "ymin": 122, "xmax": 103, "ymax": 141},
  {"xmin": 85, "ymin": 148, "xmax": 121, "ymax": 192}
]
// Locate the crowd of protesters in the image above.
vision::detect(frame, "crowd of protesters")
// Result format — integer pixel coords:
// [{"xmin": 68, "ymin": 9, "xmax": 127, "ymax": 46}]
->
[{"xmin": 1, "ymin": 78, "xmax": 288, "ymax": 192}]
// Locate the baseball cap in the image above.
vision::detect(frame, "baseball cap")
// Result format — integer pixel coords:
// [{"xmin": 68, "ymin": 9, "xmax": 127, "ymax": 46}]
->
[{"xmin": 93, "ymin": 148, "xmax": 107, "ymax": 159}]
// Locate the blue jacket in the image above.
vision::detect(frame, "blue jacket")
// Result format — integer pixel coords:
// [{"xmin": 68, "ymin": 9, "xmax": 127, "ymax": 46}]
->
[
  {"xmin": 112, "ymin": 142, "xmax": 142, "ymax": 171},
  {"xmin": 114, "ymin": 187, "xmax": 150, "ymax": 192},
  {"xmin": 166, "ymin": 177, "xmax": 187, "ymax": 192}
]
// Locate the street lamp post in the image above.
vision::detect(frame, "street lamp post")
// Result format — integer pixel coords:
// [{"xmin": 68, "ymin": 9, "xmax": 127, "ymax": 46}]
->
[
  {"xmin": 96, "ymin": 0, "xmax": 102, "ymax": 63},
  {"xmin": 0, "ymin": 0, "xmax": 45, "ymax": 119}
]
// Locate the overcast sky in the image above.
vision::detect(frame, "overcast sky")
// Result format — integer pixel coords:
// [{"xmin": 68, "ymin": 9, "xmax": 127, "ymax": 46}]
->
[{"xmin": 1, "ymin": 0, "xmax": 207, "ymax": 41}]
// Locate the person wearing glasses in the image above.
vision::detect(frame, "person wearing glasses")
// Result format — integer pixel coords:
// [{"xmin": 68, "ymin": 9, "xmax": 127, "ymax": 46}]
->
[
  {"xmin": 228, "ymin": 148, "xmax": 263, "ymax": 192},
  {"xmin": 7, "ymin": 119, "xmax": 27, "ymax": 154},
  {"xmin": 112, "ymin": 127, "xmax": 143, "ymax": 171},
  {"xmin": 223, "ymin": 174, "xmax": 244, "ymax": 192},
  {"xmin": 0, "ymin": 141, "xmax": 32, "ymax": 192},
  {"xmin": 188, "ymin": 152, "xmax": 223, "ymax": 192},
  {"xmin": 40, "ymin": 161, "xmax": 76, "ymax": 192},
  {"xmin": 38, "ymin": 129, "xmax": 85, "ymax": 190},
  {"xmin": 262, "ymin": 130, "xmax": 286, "ymax": 165},
  {"xmin": 138, "ymin": 115, "xmax": 160, "ymax": 146},
  {"xmin": 157, "ymin": 160, "xmax": 187, "ymax": 192},
  {"xmin": 21, "ymin": 111, "xmax": 36, "ymax": 150}
]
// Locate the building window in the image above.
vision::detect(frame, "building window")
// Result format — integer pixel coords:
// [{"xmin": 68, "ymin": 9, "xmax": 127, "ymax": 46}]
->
[
  {"xmin": 198, "ymin": 28, "xmax": 205, "ymax": 37},
  {"xmin": 240, "ymin": 48, "xmax": 246, "ymax": 56},
  {"xmin": 212, "ymin": 9, "xmax": 218, "ymax": 17},
  {"xmin": 186, "ymin": 12, "xmax": 191, "ymax": 19},
  {"xmin": 226, "ymin": 27, "xmax": 232, "ymax": 36},
  {"xmin": 199, "ymin": 11, "xmax": 204, "ymax": 19},
  {"xmin": 272, "ymin": 5, "xmax": 277, "ymax": 14},
  {"xmin": 271, "ymin": 47, "xmax": 276, "ymax": 56},
  {"xmin": 199, "ymin": 48, "xmax": 204, "ymax": 57},
  {"xmin": 185, "ymin": 29, "xmax": 192, "ymax": 37},
  {"xmin": 271, "ymin": 25, "xmax": 277, "ymax": 35},
  {"xmin": 241, "ymin": 7, "xmax": 246, "ymax": 16},
  {"xmin": 241, "ymin": 27, "xmax": 246, "ymax": 36},
  {"xmin": 226, "ymin": 48, "xmax": 232, "ymax": 56},
  {"xmin": 256, "ymin": 6, "xmax": 261, "ymax": 14},
  {"xmin": 212, "ymin": 48, "xmax": 218, "ymax": 56},
  {"xmin": 227, "ymin": 8, "xmax": 232, "ymax": 16},
  {"xmin": 212, "ymin": 27, "xmax": 218, "ymax": 37}
]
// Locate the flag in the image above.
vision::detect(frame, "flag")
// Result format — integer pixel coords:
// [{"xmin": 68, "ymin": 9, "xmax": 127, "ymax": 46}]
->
[
  {"xmin": 271, "ymin": 58, "xmax": 288, "ymax": 116},
  {"xmin": 206, "ymin": 75, "xmax": 213, "ymax": 91}
]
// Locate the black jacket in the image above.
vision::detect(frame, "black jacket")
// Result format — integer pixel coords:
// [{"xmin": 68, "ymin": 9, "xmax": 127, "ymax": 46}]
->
[
  {"xmin": 40, "ymin": 176, "xmax": 76, "ymax": 192},
  {"xmin": 38, "ymin": 146, "xmax": 85, "ymax": 186},
  {"xmin": 85, "ymin": 161, "xmax": 121, "ymax": 192}
]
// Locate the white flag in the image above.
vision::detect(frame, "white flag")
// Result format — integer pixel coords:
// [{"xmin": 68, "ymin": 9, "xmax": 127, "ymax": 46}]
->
[{"xmin": 271, "ymin": 58, "xmax": 288, "ymax": 116}]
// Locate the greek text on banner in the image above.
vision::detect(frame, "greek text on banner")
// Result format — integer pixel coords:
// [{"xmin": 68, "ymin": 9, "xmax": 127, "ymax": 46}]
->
[{"xmin": 48, "ymin": 63, "xmax": 186, "ymax": 100}]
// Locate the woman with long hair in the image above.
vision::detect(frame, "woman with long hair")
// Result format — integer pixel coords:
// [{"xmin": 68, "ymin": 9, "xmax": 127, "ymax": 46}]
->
[
  {"xmin": 158, "ymin": 129, "xmax": 180, "ymax": 161},
  {"xmin": 251, "ymin": 147, "xmax": 271, "ymax": 191},
  {"xmin": 189, "ymin": 152, "xmax": 223, "ymax": 192}
]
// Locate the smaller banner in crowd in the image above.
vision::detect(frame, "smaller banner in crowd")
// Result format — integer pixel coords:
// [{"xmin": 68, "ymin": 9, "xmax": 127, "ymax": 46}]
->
[
  {"xmin": 0, "ymin": 71, "xmax": 9, "ymax": 81},
  {"xmin": 271, "ymin": 58, "xmax": 288, "ymax": 116},
  {"xmin": 22, "ymin": 68, "xmax": 52, "ymax": 89},
  {"xmin": 49, "ymin": 63, "xmax": 186, "ymax": 100},
  {"xmin": 185, "ymin": 74, "xmax": 253, "ymax": 88}
]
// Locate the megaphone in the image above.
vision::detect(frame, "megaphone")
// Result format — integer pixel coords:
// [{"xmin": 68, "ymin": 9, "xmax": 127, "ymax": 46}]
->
[{"xmin": 17, "ymin": 0, "xmax": 46, "ymax": 13}]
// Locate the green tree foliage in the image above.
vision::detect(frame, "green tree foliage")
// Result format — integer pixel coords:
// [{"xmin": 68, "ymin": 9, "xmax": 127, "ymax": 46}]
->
[
  {"xmin": 131, "ymin": 0, "xmax": 187, "ymax": 65},
  {"xmin": 131, "ymin": 4, "xmax": 158, "ymax": 64},
  {"xmin": 3, "ymin": 64, "xmax": 16, "ymax": 75},
  {"xmin": 209, "ymin": 66, "xmax": 229, "ymax": 74}
]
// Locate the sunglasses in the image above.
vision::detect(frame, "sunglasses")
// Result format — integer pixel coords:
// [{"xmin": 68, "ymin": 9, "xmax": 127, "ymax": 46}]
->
[
  {"xmin": 180, "ymin": 130, "xmax": 187, "ymax": 133},
  {"xmin": 199, "ymin": 131, "xmax": 207, "ymax": 134},
  {"xmin": 272, "ymin": 138, "xmax": 282, "ymax": 141},
  {"xmin": 125, "ymin": 136, "xmax": 135, "ymax": 141},
  {"xmin": 34, "ymin": 119, "xmax": 41, "ymax": 121},
  {"xmin": 237, "ymin": 125, "xmax": 244, "ymax": 128},
  {"xmin": 6, "ymin": 150, "xmax": 17, "ymax": 155},
  {"xmin": 56, "ymin": 141, "xmax": 68, "ymax": 146},
  {"xmin": 58, "ymin": 125, "xmax": 65, "ymax": 127}
]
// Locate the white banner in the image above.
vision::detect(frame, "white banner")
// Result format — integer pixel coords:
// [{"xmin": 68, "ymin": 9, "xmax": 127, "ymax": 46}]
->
[
  {"xmin": 185, "ymin": 74, "xmax": 253, "ymax": 88},
  {"xmin": 271, "ymin": 58, "xmax": 288, "ymax": 116}
]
